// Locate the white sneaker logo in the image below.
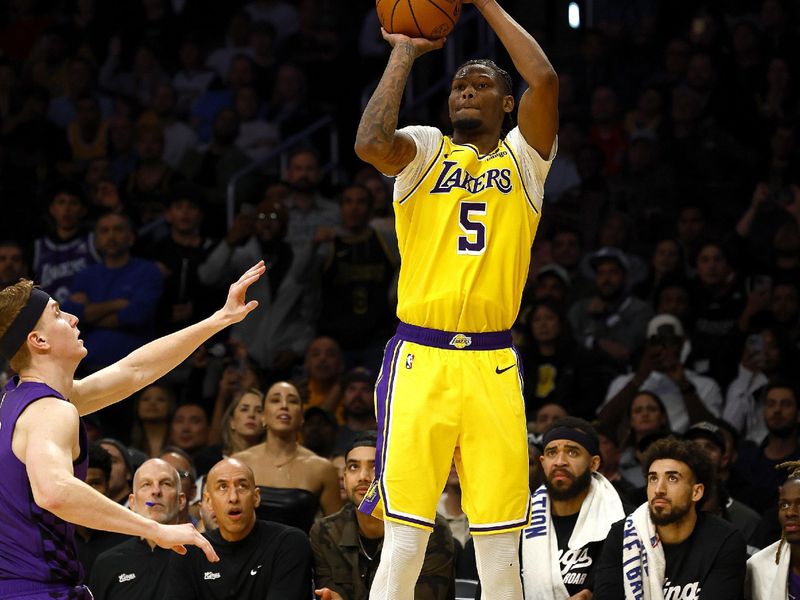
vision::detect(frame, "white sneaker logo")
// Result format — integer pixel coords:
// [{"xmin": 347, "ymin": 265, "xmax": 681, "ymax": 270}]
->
[
  {"xmin": 204, "ymin": 572, "xmax": 221, "ymax": 580},
  {"xmin": 118, "ymin": 573, "xmax": 136, "ymax": 583},
  {"xmin": 250, "ymin": 565, "xmax": 262, "ymax": 576}
]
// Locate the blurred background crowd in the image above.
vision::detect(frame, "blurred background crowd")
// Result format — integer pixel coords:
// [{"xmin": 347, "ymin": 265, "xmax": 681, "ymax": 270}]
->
[{"xmin": 1, "ymin": 0, "xmax": 800, "ymax": 591}]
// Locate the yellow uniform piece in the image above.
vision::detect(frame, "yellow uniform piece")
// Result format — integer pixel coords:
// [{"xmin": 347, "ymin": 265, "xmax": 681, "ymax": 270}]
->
[
  {"xmin": 359, "ymin": 125, "xmax": 555, "ymax": 534},
  {"xmin": 394, "ymin": 125, "xmax": 546, "ymax": 332}
]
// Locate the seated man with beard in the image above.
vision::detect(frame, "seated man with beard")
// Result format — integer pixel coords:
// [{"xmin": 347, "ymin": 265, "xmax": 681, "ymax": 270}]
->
[
  {"xmin": 593, "ymin": 437, "xmax": 746, "ymax": 599},
  {"xmin": 522, "ymin": 418, "xmax": 626, "ymax": 600}
]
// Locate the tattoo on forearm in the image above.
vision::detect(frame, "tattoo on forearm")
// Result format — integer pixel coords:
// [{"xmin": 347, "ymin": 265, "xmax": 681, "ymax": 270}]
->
[{"xmin": 356, "ymin": 44, "xmax": 416, "ymax": 150}]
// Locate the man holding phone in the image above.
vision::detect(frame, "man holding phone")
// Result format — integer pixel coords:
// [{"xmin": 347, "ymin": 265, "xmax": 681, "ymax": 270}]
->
[
  {"xmin": 724, "ymin": 325, "xmax": 787, "ymax": 444},
  {"xmin": 598, "ymin": 314, "xmax": 723, "ymax": 433}
]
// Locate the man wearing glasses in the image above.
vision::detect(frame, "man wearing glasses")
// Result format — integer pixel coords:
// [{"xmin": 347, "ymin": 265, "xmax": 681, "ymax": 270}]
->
[{"xmin": 198, "ymin": 197, "xmax": 320, "ymax": 378}]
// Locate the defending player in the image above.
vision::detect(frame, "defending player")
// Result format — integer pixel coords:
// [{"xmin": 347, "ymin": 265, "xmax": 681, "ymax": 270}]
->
[
  {"xmin": 0, "ymin": 261, "xmax": 265, "ymax": 599},
  {"xmin": 353, "ymin": 0, "xmax": 558, "ymax": 597}
]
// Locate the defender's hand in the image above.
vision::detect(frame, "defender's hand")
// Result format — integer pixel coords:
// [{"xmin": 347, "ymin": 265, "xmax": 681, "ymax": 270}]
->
[
  {"xmin": 381, "ymin": 28, "xmax": 446, "ymax": 57},
  {"xmin": 217, "ymin": 261, "xmax": 266, "ymax": 325},
  {"xmin": 153, "ymin": 522, "xmax": 219, "ymax": 562}
]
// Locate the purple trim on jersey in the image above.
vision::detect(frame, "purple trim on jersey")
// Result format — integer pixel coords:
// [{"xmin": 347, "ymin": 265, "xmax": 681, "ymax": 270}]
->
[
  {"xmin": 0, "ymin": 378, "xmax": 88, "ymax": 592},
  {"xmin": 469, "ymin": 510, "xmax": 531, "ymax": 533},
  {"xmin": 395, "ymin": 322, "xmax": 512, "ymax": 351},
  {"xmin": 358, "ymin": 335, "xmax": 402, "ymax": 518}
]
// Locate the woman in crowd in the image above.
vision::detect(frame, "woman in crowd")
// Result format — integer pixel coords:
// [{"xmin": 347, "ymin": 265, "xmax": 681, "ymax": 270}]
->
[
  {"xmin": 521, "ymin": 300, "xmax": 617, "ymax": 421},
  {"xmin": 129, "ymin": 382, "xmax": 176, "ymax": 457},
  {"xmin": 618, "ymin": 390, "xmax": 672, "ymax": 487},
  {"xmin": 234, "ymin": 380, "xmax": 342, "ymax": 533},
  {"xmin": 194, "ymin": 387, "xmax": 266, "ymax": 476}
]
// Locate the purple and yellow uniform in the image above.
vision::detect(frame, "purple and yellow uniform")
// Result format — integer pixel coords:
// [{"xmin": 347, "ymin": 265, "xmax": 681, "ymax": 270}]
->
[
  {"xmin": 359, "ymin": 125, "xmax": 555, "ymax": 534},
  {"xmin": 0, "ymin": 378, "xmax": 91, "ymax": 599}
]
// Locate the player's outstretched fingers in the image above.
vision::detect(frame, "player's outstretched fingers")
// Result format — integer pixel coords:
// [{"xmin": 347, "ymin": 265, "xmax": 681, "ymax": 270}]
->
[{"xmin": 196, "ymin": 532, "xmax": 220, "ymax": 563}]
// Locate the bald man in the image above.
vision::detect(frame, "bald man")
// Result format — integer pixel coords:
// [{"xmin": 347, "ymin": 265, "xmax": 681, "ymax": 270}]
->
[
  {"xmin": 165, "ymin": 458, "xmax": 312, "ymax": 599},
  {"xmin": 89, "ymin": 459, "xmax": 184, "ymax": 599}
]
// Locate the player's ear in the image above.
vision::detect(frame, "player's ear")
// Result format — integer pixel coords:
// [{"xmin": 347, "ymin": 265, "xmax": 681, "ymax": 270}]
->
[
  {"xmin": 503, "ymin": 95, "xmax": 515, "ymax": 114},
  {"xmin": 27, "ymin": 330, "xmax": 49, "ymax": 352},
  {"xmin": 591, "ymin": 455, "xmax": 601, "ymax": 472}
]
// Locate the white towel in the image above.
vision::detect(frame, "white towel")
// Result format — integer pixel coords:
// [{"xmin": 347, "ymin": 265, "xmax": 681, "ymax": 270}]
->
[
  {"xmin": 621, "ymin": 503, "xmax": 666, "ymax": 600},
  {"xmin": 745, "ymin": 541, "xmax": 788, "ymax": 600},
  {"xmin": 522, "ymin": 472, "xmax": 625, "ymax": 599}
]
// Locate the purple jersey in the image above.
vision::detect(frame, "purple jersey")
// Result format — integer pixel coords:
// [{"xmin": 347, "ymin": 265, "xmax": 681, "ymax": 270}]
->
[
  {"xmin": 0, "ymin": 378, "xmax": 90, "ymax": 598},
  {"xmin": 33, "ymin": 233, "xmax": 100, "ymax": 304}
]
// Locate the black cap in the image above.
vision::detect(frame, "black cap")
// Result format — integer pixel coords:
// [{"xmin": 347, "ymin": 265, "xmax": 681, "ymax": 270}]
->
[
  {"xmin": 685, "ymin": 421, "xmax": 725, "ymax": 453},
  {"xmin": 342, "ymin": 367, "xmax": 375, "ymax": 389}
]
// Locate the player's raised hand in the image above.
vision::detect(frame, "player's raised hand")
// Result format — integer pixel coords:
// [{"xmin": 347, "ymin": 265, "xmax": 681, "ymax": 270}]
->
[
  {"xmin": 381, "ymin": 27, "xmax": 445, "ymax": 57},
  {"xmin": 153, "ymin": 522, "xmax": 219, "ymax": 562},
  {"xmin": 217, "ymin": 261, "xmax": 266, "ymax": 325}
]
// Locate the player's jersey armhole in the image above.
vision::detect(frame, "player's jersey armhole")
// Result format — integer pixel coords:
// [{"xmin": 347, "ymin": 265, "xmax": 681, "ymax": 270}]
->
[
  {"xmin": 396, "ymin": 137, "xmax": 446, "ymax": 206},
  {"xmin": 502, "ymin": 139, "xmax": 539, "ymax": 214}
]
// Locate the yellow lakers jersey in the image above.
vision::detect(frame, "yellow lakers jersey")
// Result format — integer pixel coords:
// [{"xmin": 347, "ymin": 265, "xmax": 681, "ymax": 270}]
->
[{"xmin": 392, "ymin": 125, "xmax": 555, "ymax": 332}]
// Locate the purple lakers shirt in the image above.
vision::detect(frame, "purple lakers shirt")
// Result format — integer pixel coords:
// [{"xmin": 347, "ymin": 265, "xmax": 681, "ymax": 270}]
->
[{"xmin": 0, "ymin": 378, "xmax": 89, "ymax": 598}]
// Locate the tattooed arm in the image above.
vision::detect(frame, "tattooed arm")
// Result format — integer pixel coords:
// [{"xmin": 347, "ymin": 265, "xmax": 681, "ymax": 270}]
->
[{"xmin": 354, "ymin": 30, "xmax": 445, "ymax": 175}]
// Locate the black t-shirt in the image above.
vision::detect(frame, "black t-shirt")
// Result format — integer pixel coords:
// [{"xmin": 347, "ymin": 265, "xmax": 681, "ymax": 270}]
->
[
  {"xmin": 593, "ymin": 513, "xmax": 747, "ymax": 600},
  {"xmin": 551, "ymin": 513, "xmax": 604, "ymax": 594},
  {"xmin": 164, "ymin": 520, "xmax": 312, "ymax": 600},
  {"xmin": 88, "ymin": 538, "xmax": 172, "ymax": 600}
]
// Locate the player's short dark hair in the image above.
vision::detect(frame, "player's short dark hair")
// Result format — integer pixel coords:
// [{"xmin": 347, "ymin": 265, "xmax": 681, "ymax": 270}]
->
[
  {"xmin": 345, "ymin": 430, "xmax": 378, "ymax": 462},
  {"xmin": 455, "ymin": 59, "xmax": 515, "ymax": 134},
  {"xmin": 88, "ymin": 443, "xmax": 113, "ymax": 482},
  {"xmin": 456, "ymin": 59, "xmax": 513, "ymax": 95},
  {"xmin": 643, "ymin": 437, "xmax": 715, "ymax": 496}
]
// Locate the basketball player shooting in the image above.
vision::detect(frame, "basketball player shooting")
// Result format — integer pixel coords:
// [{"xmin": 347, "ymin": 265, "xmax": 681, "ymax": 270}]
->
[
  {"xmin": 352, "ymin": 0, "xmax": 558, "ymax": 598},
  {"xmin": 0, "ymin": 261, "xmax": 265, "ymax": 599}
]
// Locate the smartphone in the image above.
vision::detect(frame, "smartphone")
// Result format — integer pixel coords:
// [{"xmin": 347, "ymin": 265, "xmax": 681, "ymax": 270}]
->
[{"xmin": 746, "ymin": 334, "xmax": 764, "ymax": 355}]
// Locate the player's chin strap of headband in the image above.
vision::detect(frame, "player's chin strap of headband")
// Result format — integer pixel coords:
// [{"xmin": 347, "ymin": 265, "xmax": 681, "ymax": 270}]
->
[
  {"xmin": 0, "ymin": 288, "xmax": 51, "ymax": 360},
  {"xmin": 541, "ymin": 426, "xmax": 600, "ymax": 458}
]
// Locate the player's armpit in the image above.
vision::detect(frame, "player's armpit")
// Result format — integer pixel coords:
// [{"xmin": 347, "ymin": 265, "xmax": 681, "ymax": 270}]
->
[{"xmin": 356, "ymin": 130, "xmax": 417, "ymax": 176}]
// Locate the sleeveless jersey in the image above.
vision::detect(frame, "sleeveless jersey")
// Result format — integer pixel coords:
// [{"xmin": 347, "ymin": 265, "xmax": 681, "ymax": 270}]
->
[
  {"xmin": 34, "ymin": 233, "xmax": 100, "ymax": 304},
  {"xmin": 0, "ymin": 378, "xmax": 88, "ymax": 593},
  {"xmin": 392, "ymin": 125, "xmax": 554, "ymax": 332}
]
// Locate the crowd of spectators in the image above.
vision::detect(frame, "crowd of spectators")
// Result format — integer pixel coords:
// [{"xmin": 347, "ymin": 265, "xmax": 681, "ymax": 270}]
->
[{"xmin": 2, "ymin": 0, "xmax": 800, "ymax": 597}]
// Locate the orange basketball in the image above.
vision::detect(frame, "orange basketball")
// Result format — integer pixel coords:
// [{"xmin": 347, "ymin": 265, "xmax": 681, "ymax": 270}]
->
[{"xmin": 376, "ymin": 0, "xmax": 462, "ymax": 39}]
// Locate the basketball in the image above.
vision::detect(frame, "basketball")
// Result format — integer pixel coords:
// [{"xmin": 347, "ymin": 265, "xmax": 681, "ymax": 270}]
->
[{"xmin": 376, "ymin": 0, "xmax": 462, "ymax": 39}]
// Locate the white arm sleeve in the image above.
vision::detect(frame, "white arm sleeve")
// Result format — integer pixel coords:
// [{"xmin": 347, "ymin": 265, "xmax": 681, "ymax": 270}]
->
[
  {"xmin": 504, "ymin": 127, "xmax": 558, "ymax": 212},
  {"xmin": 392, "ymin": 125, "xmax": 444, "ymax": 201}
]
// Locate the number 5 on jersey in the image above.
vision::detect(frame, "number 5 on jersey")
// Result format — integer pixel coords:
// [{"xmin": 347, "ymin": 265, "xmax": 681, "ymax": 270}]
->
[{"xmin": 458, "ymin": 201, "xmax": 487, "ymax": 255}]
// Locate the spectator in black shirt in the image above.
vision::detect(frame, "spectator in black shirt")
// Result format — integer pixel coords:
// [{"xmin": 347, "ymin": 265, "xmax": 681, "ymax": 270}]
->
[
  {"xmin": 89, "ymin": 458, "xmax": 185, "ymax": 599},
  {"xmin": 522, "ymin": 418, "xmax": 625, "ymax": 599},
  {"xmin": 594, "ymin": 437, "xmax": 747, "ymax": 599},
  {"xmin": 165, "ymin": 457, "xmax": 312, "ymax": 599}
]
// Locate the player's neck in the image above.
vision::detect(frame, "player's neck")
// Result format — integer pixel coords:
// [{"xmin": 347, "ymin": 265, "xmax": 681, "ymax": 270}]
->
[
  {"xmin": 656, "ymin": 509, "xmax": 697, "ymax": 545},
  {"xmin": 18, "ymin": 361, "xmax": 75, "ymax": 399},
  {"xmin": 451, "ymin": 130, "xmax": 501, "ymax": 155},
  {"xmin": 550, "ymin": 486, "xmax": 590, "ymax": 517}
]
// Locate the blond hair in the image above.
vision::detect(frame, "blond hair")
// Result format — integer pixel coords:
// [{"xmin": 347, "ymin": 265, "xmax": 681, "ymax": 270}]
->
[{"xmin": 0, "ymin": 279, "xmax": 35, "ymax": 371}]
